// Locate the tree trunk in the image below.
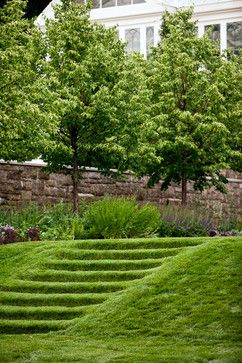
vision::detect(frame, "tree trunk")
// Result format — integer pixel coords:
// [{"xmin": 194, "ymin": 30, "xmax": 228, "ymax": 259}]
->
[
  {"xmin": 71, "ymin": 127, "xmax": 79, "ymax": 215},
  {"xmin": 181, "ymin": 175, "xmax": 187, "ymax": 206},
  {"xmin": 72, "ymin": 160, "xmax": 79, "ymax": 215}
]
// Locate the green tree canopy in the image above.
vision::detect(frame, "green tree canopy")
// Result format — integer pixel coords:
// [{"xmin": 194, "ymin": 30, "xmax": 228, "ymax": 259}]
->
[
  {"xmin": 138, "ymin": 9, "xmax": 242, "ymax": 204},
  {"xmin": 38, "ymin": 0, "xmax": 149, "ymax": 213},
  {"xmin": 0, "ymin": 0, "xmax": 54, "ymax": 161},
  {"xmin": 216, "ymin": 52, "xmax": 242, "ymax": 173}
]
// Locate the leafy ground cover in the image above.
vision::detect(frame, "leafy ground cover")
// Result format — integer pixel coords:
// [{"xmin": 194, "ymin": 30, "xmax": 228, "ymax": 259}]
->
[
  {"xmin": 1, "ymin": 200, "xmax": 240, "ymax": 242},
  {"xmin": 0, "ymin": 237, "xmax": 241, "ymax": 362}
]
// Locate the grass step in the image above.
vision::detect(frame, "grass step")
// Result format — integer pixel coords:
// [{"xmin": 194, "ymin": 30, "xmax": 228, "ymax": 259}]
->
[
  {"xmin": 55, "ymin": 248, "xmax": 182, "ymax": 260},
  {"xmin": 0, "ymin": 305, "xmax": 92, "ymax": 320},
  {"xmin": 44, "ymin": 258, "xmax": 165, "ymax": 271},
  {"xmin": 22, "ymin": 269, "xmax": 150, "ymax": 282},
  {"xmin": 0, "ymin": 319, "xmax": 68, "ymax": 334},
  {"xmin": 0, "ymin": 291, "xmax": 112, "ymax": 307},
  {"xmin": 72, "ymin": 238, "xmax": 203, "ymax": 250},
  {"xmin": 0, "ymin": 280, "xmax": 130, "ymax": 294}
]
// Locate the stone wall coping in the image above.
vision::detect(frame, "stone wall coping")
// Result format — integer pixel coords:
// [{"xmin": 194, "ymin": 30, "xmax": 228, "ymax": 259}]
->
[
  {"xmin": 225, "ymin": 178, "xmax": 242, "ymax": 183},
  {"xmin": 0, "ymin": 160, "xmax": 45, "ymax": 167},
  {"xmin": 0, "ymin": 160, "xmax": 129, "ymax": 174},
  {"xmin": 0, "ymin": 161, "xmax": 241, "ymax": 183}
]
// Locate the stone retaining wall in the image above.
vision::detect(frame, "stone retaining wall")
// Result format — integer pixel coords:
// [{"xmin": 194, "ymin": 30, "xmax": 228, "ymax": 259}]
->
[{"xmin": 0, "ymin": 162, "xmax": 241, "ymax": 221}]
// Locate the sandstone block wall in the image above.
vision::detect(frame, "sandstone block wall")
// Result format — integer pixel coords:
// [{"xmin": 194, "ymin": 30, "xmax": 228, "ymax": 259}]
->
[{"xmin": 0, "ymin": 162, "xmax": 241, "ymax": 221}]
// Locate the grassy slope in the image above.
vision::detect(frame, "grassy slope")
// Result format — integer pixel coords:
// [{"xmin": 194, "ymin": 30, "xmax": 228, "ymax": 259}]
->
[
  {"xmin": 69, "ymin": 238, "xmax": 242, "ymax": 341},
  {"xmin": 0, "ymin": 237, "xmax": 241, "ymax": 362}
]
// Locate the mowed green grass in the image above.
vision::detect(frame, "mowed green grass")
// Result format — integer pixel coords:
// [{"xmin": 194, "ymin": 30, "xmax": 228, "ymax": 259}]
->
[{"xmin": 0, "ymin": 237, "xmax": 241, "ymax": 362}]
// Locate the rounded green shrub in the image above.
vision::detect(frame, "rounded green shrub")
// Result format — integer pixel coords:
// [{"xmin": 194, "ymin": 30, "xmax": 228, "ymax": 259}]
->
[{"xmin": 82, "ymin": 196, "xmax": 160, "ymax": 239}]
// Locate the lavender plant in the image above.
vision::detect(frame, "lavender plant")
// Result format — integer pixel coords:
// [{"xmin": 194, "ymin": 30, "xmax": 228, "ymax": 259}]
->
[{"xmin": 158, "ymin": 205, "xmax": 213, "ymax": 237}]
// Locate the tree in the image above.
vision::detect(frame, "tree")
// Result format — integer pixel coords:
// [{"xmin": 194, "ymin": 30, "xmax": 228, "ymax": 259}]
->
[
  {"xmin": 0, "ymin": 0, "xmax": 54, "ymax": 161},
  {"xmin": 216, "ymin": 51, "xmax": 242, "ymax": 173},
  {"xmin": 38, "ymin": 0, "xmax": 149, "ymax": 213},
  {"xmin": 138, "ymin": 9, "xmax": 242, "ymax": 205}
]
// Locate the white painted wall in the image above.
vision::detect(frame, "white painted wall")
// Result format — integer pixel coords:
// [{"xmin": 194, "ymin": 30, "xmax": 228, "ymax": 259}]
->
[{"xmin": 37, "ymin": 0, "xmax": 242, "ymax": 55}]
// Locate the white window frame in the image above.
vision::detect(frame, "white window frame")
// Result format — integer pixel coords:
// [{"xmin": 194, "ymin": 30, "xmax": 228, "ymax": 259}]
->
[
  {"xmin": 119, "ymin": 22, "xmax": 160, "ymax": 58},
  {"xmin": 91, "ymin": 0, "xmax": 146, "ymax": 8},
  {"xmin": 198, "ymin": 17, "xmax": 242, "ymax": 53}
]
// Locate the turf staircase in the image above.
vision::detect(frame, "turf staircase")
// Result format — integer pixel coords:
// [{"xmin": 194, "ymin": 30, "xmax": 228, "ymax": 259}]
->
[{"xmin": 0, "ymin": 238, "xmax": 202, "ymax": 334}]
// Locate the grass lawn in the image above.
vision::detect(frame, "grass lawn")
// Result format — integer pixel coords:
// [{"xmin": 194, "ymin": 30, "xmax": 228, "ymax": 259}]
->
[
  {"xmin": 0, "ymin": 237, "xmax": 241, "ymax": 362},
  {"xmin": 1, "ymin": 335, "xmax": 241, "ymax": 362}
]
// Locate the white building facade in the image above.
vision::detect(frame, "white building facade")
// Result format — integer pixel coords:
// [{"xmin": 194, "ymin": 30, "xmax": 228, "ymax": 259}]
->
[{"xmin": 38, "ymin": 0, "xmax": 242, "ymax": 58}]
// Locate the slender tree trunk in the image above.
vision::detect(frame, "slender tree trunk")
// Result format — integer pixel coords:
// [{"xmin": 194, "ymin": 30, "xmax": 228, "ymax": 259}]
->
[
  {"xmin": 181, "ymin": 175, "xmax": 187, "ymax": 206},
  {"xmin": 70, "ymin": 127, "xmax": 79, "ymax": 215},
  {"xmin": 72, "ymin": 158, "xmax": 79, "ymax": 215}
]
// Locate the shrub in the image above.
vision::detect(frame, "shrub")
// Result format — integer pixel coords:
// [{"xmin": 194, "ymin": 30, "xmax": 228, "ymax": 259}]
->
[
  {"xmin": 0, "ymin": 204, "xmax": 40, "ymax": 233},
  {"xmin": 82, "ymin": 196, "xmax": 136, "ymax": 239},
  {"xmin": 26, "ymin": 226, "xmax": 41, "ymax": 241},
  {"xmin": 82, "ymin": 196, "xmax": 160, "ymax": 239},
  {"xmin": 0, "ymin": 225, "xmax": 22, "ymax": 244},
  {"xmin": 158, "ymin": 205, "xmax": 212, "ymax": 237},
  {"xmin": 1, "ymin": 200, "xmax": 239, "ymax": 242},
  {"xmin": 0, "ymin": 202, "xmax": 86, "ymax": 241},
  {"xmin": 71, "ymin": 217, "xmax": 84, "ymax": 240},
  {"xmin": 38, "ymin": 204, "xmax": 85, "ymax": 240},
  {"xmin": 129, "ymin": 204, "xmax": 161, "ymax": 238}
]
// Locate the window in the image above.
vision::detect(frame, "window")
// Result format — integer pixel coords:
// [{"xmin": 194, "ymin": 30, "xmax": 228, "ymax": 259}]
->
[
  {"xmin": 205, "ymin": 24, "xmax": 220, "ymax": 43},
  {"xmin": 117, "ymin": 0, "xmax": 131, "ymax": 5},
  {"xmin": 205, "ymin": 24, "xmax": 220, "ymax": 52},
  {"xmin": 146, "ymin": 26, "xmax": 154, "ymax": 55},
  {"xmin": 227, "ymin": 22, "xmax": 242, "ymax": 54},
  {"xmin": 92, "ymin": 0, "xmax": 100, "ymax": 8},
  {"xmin": 88, "ymin": 0, "xmax": 145, "ymax": 7},
  {"xmin": 102, "ymin": 0, "xmax": 115, "ymax": 7},
  {"xmin": 125, "ymin": 28, "xmax": 140, "ymax": 53}
]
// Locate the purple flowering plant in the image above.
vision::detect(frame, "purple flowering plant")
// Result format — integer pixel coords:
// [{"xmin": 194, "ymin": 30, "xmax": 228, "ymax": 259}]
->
[
  {"xmin": 0, "ymin": 225, "xmax": 22, "ymax": 244},
  {"xmin": 0, "ymin": 225, "xmax": 41, "ymax": 244},
  {"xmin": 26, "ymin": 226, "xmax": 40, "ymax": 241}
]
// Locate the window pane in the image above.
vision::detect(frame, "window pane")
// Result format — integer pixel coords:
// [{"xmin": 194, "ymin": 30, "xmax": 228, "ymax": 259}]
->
[
  {"xmin": 125, "ymin": 28, "xmax": 140, "ymax": 53},
  {"xmin": 102, "ymin": 0, "xmax": 115, "ymax": 7},
  {"xmin": 146, "ymin": 26, "xmax": 154, "ymax": 55},
  {"xmin": 227, "ymin": 22, "xmax": 242, "ymax": 54},
  {"xmin": 117, "ymin": 0, "xmax": 131, "ymax": 5},
  {"xmin": 205, "ymin": 24, "xmax": 220, "ymax": 42},
  {"xmin": 205, "ymin": 24, "xmax": 220, "ymax": 48},
  {"xmin": 205, "ymin": 24, "xmax": 220, "ymax": 52},
  {"xmin": 92, "ymin": 0, "xmax": 100, "ymax": 8}
]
